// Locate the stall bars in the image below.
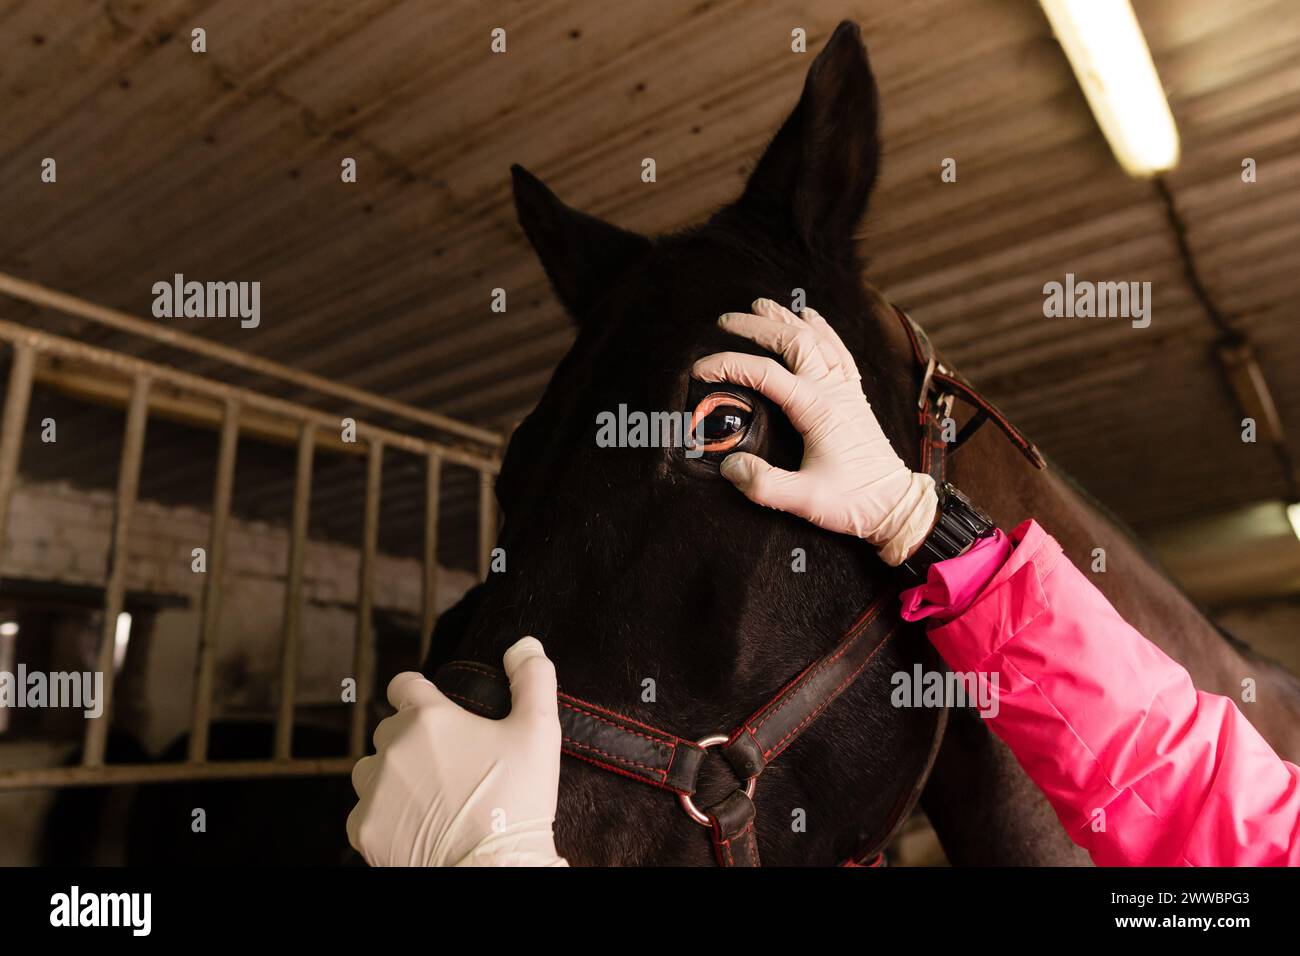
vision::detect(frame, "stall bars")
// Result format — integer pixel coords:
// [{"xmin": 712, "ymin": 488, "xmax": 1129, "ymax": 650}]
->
[{"xmin": 0, "ymin": 273, "xmax": 504, "ymax": 790}]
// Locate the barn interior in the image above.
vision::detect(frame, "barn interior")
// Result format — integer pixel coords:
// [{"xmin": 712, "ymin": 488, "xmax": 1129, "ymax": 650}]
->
[{"xmin": 1, "ymin": 0, "xmax": 1298, "ymax": 865}]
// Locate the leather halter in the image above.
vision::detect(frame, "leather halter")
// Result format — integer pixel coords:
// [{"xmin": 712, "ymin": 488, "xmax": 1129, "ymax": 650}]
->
[
  {"xmin": 432, "ymin": 305, "xmax": 1044, "ymax": 867},
  {"xmin": 896, "ymin": 305, "xmax": 1046, "ymax": 478}
]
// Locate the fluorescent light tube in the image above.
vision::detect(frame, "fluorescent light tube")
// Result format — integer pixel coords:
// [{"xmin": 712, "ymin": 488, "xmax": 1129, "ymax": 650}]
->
[{"xmin": 1040, "ymin": 0, "xmax": 1181, "ymax": 176}]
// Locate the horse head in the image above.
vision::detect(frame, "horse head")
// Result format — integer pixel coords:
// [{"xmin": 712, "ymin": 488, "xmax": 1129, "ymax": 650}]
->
[{"xmin": 429, "ymin": 21, "xmax": 943, "ymax": 866}]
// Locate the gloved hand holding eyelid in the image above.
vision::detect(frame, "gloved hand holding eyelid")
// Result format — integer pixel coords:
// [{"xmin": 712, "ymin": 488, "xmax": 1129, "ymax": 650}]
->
[
  {"xmin": 346, "ymin": 637, "xmax": 567, "ymax": 867},
  {"xmin": 692, "ymin": 298, "xmax": 937, "ymax": 566}
]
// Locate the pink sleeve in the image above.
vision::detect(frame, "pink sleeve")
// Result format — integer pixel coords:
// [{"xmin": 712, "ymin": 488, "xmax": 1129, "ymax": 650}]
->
[{"xmin": 901, "ymin": 519, "xmax": 1300, "ymax": 866}]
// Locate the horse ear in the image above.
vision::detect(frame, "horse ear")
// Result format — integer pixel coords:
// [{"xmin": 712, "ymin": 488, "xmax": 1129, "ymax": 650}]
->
[
  {"xmin": 731, "ymin": 21, "xmax": 880, "ymax": 255},
  {"xmin": 511, "ymin": 165, "xmax": 651, "ymax": 321}
]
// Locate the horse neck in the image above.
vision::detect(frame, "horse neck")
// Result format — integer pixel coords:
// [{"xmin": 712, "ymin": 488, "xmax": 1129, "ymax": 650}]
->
[{"xmin": 951, "ymin": 426, "xmax": 1300, "ymax": 754}]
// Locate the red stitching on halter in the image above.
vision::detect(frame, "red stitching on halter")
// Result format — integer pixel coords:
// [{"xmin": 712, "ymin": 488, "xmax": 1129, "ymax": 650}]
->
[
  {"xmin": 746, "ymin": 598, "xmax": 886, "ymax": 737},
  {"xmin": 558, "ymin": 698, "xmax": 682, "ymax": 750},
  {"xmin": 841, "ymin": 852, "xmax": 886, "ymax": 867},
  {"xmin": 760, "ymin": 626, "xmax": 895, "ymax": 761}
]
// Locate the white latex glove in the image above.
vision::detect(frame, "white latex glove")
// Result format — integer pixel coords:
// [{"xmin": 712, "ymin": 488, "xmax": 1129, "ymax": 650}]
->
[
  {"xmin": 692, "ymin": 298, "xmax": 938, "ymax": 566},
  {"xmin": 347, "ymin": 637, "xmax": 567, "ymax": 867}
]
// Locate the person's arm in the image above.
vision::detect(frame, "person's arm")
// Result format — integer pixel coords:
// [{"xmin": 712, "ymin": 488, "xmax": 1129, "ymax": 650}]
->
[
  {"xmin": 697, "ymin": 298, "xmax": 1300, "ymax": 867},
  {"xmin": 904, "ymin": 520, "xmax": 1300, "ymax": 866}
]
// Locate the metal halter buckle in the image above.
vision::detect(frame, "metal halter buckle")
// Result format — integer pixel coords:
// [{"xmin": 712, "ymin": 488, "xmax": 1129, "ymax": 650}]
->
[
  {"xmin": 936, "ymin": 390, "xmax": 955, "ymax": 422},
  {"xmin": 916, "ymin": 350, "xmax": 937, "ymax": 411},
  {"xmin": 677, "ymin": 734, "xmax": 758, "ymax": 827}
]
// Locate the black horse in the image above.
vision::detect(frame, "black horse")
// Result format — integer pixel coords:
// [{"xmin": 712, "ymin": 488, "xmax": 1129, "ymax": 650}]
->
[
  {"xmin": 424, "ymin": 21, "xmax": 1300, "ymax": 866},
  {"xmin": 51, "ymin": 21, "xmax": 1297, "ymax": 868}
]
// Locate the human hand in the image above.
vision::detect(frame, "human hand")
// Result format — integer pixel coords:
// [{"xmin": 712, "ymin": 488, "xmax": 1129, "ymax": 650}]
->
[
  {"xmin": 346, "ymin": 637, "xmax": 566, "ymax": 867},
  {"xmin": 692, "ymin": 298, "xmax": 937, "ymax": 565}
]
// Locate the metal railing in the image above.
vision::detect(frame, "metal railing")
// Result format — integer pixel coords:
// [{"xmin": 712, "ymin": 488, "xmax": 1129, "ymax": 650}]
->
[{"xmin": 0, "ymin": 274, "xmax": 504, "ymax": 790}]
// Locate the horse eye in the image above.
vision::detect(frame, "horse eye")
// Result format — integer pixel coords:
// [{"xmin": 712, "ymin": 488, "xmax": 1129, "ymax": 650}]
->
[{"xmin": 689, "ymin": 392, "xmax": 753, "ymax": 453}]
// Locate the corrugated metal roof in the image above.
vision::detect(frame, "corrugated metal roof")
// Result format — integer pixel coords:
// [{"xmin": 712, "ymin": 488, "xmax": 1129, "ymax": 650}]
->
[{"xmin": 1, "ymin": 0, "xmax": 1297, "ymax": 564}]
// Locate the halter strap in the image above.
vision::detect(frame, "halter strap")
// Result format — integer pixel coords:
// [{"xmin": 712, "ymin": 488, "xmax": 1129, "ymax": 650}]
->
[
  {"xmin": 717, "ymin": 598, "xmax": 893, "ymax": 780},
  {"xmin": 434, "ymin": 594, "xmax": 945, "ymax": 867},
  {"xmin": 436, "ymin": 658, "xmax": 707, "ymax": 795},
  {"xmin": 894, "ymin": 305, "xmax": 1046, "ymax": 475}
]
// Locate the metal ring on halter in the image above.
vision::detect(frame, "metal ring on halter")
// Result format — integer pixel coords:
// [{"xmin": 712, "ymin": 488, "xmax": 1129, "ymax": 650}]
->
[{"xmin": 678, "ymin": 733, "xmax": 758, "ymax": 827}]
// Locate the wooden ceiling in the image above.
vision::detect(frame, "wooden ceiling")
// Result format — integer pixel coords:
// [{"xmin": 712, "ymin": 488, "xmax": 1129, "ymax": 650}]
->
[{"xmin": 1, "ymin": 0, "xmax": 1298, "ymax": 570}]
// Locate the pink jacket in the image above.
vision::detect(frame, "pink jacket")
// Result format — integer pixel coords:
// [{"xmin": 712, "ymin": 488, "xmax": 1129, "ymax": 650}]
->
[{"xmin": 900, "ymin": 519, "xmax": 1300, "ymax": 866}]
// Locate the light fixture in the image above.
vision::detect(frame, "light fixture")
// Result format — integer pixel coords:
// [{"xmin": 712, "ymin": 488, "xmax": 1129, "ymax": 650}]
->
[
  {"xmin": 1287, "ymin": 503, "xmax": 1300, "ymax": 543},
  {"xmin": 113, "ymin": 611, "xmax": 133, "ymax": 671},
  {"xmin": 0, "ymin": 621, "xmax": 17, "ymax": 638},
  {"xmin": 1039, "ymin": 0, "xmax": 1180, "ymax": 177}
]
